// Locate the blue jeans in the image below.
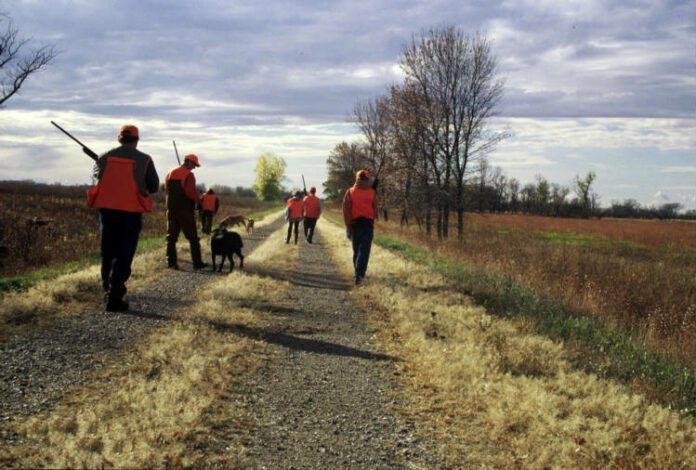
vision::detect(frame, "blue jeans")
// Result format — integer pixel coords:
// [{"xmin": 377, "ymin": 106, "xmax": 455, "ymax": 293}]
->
[
  {"xmin": 99, "ymin": 209, "xmax": 142, "ymax": 297},
  {"xmin": 351, "ymin": 222, "xmax": 373, "ymax": 281}
]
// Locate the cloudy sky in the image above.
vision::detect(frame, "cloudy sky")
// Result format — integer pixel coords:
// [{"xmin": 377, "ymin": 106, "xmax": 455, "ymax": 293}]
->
[{"xmin": 1, "ymin": 0, "xmax": 694, "ymax": 209}]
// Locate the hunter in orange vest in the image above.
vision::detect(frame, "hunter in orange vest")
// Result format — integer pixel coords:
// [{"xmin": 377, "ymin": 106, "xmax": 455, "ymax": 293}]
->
[
  {"xmin": 198, "ymin": 188, "xmax": 219, "ymax": 235},
  {"xmin": 342, "ymin": 169, "xmax": 378, "ymax": 285},
  {"xmin": 89, "ymin": 124, "xmax": 159, "ymax": 311},
  {"xmin": 165, "ymin": 154, "xmax": 207, "ymax": 270},
  {"xmin": 302, "ymin": 186, "xmax": 323, "ymax": 243},
  {"xmin": 285, "ymin": 191, "xmax": 304, "ymax": 244}
]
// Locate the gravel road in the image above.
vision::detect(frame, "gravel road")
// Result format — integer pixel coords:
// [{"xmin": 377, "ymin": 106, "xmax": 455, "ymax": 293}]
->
[
  {"xmin": 1, "ymin": 216, "xmax": 442, "ymax": 467},
  {"xmin": 0, "ymin": 216, "xmax": 285, "ymax": 430},
  {"xmin": 224, "ymin": 225, "xmax": 441, "ymax": 468}
]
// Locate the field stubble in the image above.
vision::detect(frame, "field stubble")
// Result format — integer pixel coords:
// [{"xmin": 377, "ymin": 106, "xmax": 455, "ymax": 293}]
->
[
  {"xmin": 0, "ymin": 181, "xmax": 273, "ymax": 279},
  {"xmin": 379, "ymin": 213, "xmax": 696, "ymax": 369}
]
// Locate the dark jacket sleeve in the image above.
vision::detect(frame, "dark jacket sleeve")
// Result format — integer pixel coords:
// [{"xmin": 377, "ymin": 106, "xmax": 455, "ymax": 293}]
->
[{"xmin": 146, "ymin": 159, "xmax": 160, "ymax": 194}]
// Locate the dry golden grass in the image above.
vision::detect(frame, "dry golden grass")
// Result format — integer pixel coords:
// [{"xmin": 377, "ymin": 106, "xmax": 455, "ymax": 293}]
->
[
  {"xmin": 321, "ymin": 219, "xmax": 696, "ymax": 468},
  {"xmin": 378, "ymin": 216, "xmax": 696, "ymax": 368},
  {"xmin": 6, "ymin": 218, "xmax": 296, "ymax": 467}
]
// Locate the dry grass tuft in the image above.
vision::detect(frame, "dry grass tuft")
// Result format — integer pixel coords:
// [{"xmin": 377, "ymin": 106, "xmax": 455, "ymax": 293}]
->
[{"xmin": 321, "ymin": 219, "xmax": 696, "ymax": 468}]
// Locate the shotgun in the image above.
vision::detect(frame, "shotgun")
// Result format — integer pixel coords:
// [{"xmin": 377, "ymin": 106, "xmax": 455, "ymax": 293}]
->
[
  {"xmin": 301, "ymin": 174, "xmax": 307, "ymax": 196},
  {"xmin": 50, "ymin": 121, "xmax": 99, "ymax": 161},
  {"xmin": 173, "ymin": 140, "xmax": 181, "ymax": 165}
]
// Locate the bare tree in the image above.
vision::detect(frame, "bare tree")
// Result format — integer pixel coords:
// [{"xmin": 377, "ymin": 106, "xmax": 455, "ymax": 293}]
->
[
  {"xmin": 401, "ymin": 27, "xmax": 506, "ymax": 238},
  {"xmin": 386, "ymin": 83, "xmax": 436, "ymax": 232},
  {"xmin": 324, "ymin": 141, "xmax": 369, "ymax": 201},
  {"xmin": 353, "ymin": 95, "xmax": 392, "ymax": 220},
  {"xmin": 0, "ymin": 14, "xmax": 56, "ymax": 107}
]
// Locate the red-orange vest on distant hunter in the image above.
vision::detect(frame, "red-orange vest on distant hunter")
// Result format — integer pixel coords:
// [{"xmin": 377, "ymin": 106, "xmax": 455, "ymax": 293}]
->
[
  {"xmin": 303, "ymin": 194, "xmax": 321, "ymax": 218},
  {"xmin": 88, "ymin": 157, "xmax": 152, "ymax": 213},
  {"xmin": 200, "ymin": 193, "xmax": 218, "ymax": 212},
  {"xmin": 348, "ymin": 186, "xmax": 376, "ymax": 221},
  {"xmin": 287, "ymin": 198, "xmax": 303, "ymax": 219},
  {"xmin": 166, "ymin": 165, "xmax": 191, "ymax": 186}
]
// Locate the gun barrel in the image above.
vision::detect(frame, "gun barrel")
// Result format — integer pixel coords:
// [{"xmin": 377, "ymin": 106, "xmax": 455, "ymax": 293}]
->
[
  {"xmin": 51, "ymin": 121, "xmax": 85, "ymax": 147},
  {"xmin": 172, "ymin": 140, "xmax": 181, "ymax": 165},
  {"xmin": 51, "ymin": 121, "xmax": 98, "ymax": 161}
]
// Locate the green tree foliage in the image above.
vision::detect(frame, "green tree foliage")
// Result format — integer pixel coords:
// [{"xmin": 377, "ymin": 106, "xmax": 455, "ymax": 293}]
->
[{"xmin": 252, "ymin": 153, "xmax": 286, "ymax": 201}]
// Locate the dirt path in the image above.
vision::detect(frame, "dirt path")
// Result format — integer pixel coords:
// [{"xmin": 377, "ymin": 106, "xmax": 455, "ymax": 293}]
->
[{"xmin": 216, "ymin": 225, "xmax": 440, "ymax": 468}]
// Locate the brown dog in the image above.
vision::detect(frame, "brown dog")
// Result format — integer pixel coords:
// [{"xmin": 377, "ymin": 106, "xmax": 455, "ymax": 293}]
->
[
  {"xmin": 246, "ymin": 218, "xmax": 255, "ymax": 235},
  {"xmin": 219, "ymin": 215, "xmax": 247, "ymax": 231}
]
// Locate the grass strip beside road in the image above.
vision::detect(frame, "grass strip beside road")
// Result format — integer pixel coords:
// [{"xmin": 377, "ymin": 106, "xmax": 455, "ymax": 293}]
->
[
  {"xmin": 373, "ymin": 232, "xmax": 696, "ymax": 417},
  {"xmin": 0, "ymin": 211, "xmax": 280, "ymax": 339},
  {"xmin": 320, "ymin": 218, "xmax": 696, "ymax": 467}
]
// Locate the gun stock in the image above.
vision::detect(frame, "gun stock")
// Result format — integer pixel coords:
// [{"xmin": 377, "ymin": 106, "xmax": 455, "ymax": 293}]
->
[{"xmin": 50, "ymin": 121, "xmax": 98, "ymax": 161}]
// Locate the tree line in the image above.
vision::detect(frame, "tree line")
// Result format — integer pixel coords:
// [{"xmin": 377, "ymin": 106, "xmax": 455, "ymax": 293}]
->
[{"xmin": 324, "ymin": 25, "xmax": 694, "ymax": 235}]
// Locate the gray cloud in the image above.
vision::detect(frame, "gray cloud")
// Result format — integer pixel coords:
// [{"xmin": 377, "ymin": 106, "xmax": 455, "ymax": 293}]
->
[{"xmin": 7, "ymin": 0, "xmax": 693, "ymax": 121}]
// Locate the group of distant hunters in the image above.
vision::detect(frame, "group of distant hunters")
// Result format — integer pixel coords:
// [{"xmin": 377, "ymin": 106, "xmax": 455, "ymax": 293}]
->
[{"xmin": 64, "ymin": 123, "xmax": 378, "ymax": 312}]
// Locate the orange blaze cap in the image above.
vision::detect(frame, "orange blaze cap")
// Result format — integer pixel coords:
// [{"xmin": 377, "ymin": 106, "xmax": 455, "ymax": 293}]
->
[
  {"xmin": 356, "ymin": 169, "xmax": 369, "ymax": 181},
  {"xmin": 184, "ymin": 154, "xmax": 200, "ymax": 167},
  {"xmin": 118, "ymin": 124, "xmax": 139, "ymax": 139}
]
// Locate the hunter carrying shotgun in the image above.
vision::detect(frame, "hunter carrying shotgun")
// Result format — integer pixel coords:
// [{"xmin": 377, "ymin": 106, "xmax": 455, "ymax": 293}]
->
[{"xmin": 53, "ymin": 122, "xmax": 160, "ymax": 311}]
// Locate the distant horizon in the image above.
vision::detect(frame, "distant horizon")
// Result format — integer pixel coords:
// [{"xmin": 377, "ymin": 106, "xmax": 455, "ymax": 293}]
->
[{"xmin": 1, "ymin": 177, "xmax": 692, "ymax": 216}]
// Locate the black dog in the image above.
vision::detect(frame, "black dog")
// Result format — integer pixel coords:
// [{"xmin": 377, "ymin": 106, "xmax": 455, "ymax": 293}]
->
[{"xmin": 210, "ymin": 227, "xmax": 244, "ymax": 272}]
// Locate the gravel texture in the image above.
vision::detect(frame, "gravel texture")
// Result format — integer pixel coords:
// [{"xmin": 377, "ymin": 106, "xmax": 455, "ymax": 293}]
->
[{"xmin": 224, "ymin": 225, "xmax": 441, "ymax": 468}]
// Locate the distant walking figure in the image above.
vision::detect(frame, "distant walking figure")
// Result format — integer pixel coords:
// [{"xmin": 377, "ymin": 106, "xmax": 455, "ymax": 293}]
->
[
  {"xmin": 199, "ymin": 188, "xmax": 219, "ymax": 235},
  {"xmin": 342, "ymin": 169, "xmax": 378, "ymax": 285},
  {"xmin": 302, "ymin": 186, "xmax": 323, "ymax": 243},
  {"xmin": 285, "ymin": 191, "xmax": 304, "ymax": 244}
]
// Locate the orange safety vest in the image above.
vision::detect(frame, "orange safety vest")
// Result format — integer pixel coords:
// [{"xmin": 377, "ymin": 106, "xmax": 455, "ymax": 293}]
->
[
  {"xmin": 348, "ymin": 186, "xmax": 376, "ymax": 221},
  {"xmin": 200, "ymin": 194, "xmax": 218, "ymax": 212},
  {"xmin": 287, "ymin": 198, "xmax": 303, "ymax": 219},
  {"xmin": 303, "ymin": 194, "xmax": 321, "ymax": 218},
  {"xmin": 166, "ymin": 165, "xmax": 191, "ymax": 186},
  {"xmin": 87, "ymin": 157, "xmax": 152, "ymax": 213}
]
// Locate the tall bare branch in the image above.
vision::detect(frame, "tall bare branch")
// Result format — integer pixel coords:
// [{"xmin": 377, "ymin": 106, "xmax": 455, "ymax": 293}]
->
[{"xmin": 0, "ymin": 15, "xmax": 56, "ymax": 107}]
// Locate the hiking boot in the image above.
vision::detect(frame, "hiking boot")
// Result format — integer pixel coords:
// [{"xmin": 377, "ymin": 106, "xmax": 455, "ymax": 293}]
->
[
  {"xmin": 106, "ymin": 296, "xmax": 129, "ymax": 312},
  {"xmin": 193, "ymin": 262, "xmax": 209, "ymax": 270},
  {"xmin": 168, "ymin": 264, "xmax": 179, "ymax": 270}
]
